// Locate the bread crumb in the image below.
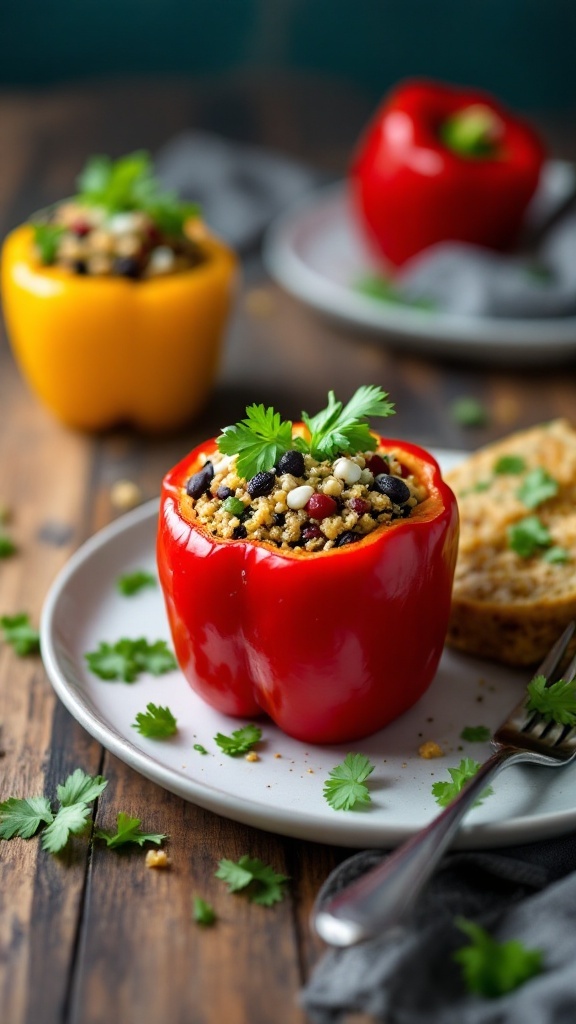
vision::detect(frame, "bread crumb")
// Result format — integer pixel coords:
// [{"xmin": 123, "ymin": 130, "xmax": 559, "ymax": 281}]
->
[
  {"xmin": 145, "ymin": 849, "xmax": 170, "ymax": 869},
  {"xmin": 274, "ymin": 753, "xmax": 282, "ymax": 759},
  {"xmin": 245, "ymin": 751, "xmax": 259, "ymax": 762},
  {"xmin": 418, "ymin": 741, "xmax": 444, "ymax": 759}
]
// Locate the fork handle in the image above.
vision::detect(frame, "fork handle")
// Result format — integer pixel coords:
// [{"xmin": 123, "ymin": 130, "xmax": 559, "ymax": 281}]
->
[{"xmin": 314, "ymin": 745, "xmax": 526, "ymax": 946}]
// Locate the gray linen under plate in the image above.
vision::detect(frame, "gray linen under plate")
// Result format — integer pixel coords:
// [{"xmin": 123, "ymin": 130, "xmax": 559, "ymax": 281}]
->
[{"xmin": 301, "ymin": 836, "xmax": 576, "ymax": 1024}]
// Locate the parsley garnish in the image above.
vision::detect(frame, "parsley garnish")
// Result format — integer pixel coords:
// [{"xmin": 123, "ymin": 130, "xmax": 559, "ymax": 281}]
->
[
  {"xmin": 85, "ymin": 637, "xmax": 176, "ymax": 682},
  {"xmin": 94, "ymin": 811, "xmax": 166, "ymax": 849},
  {"xmin": 356, "ymin": 273, "xmax": 435, "ymax": 310},
  {"xmin": 460, "ymin": 726, "xmax": 491, "ymax": 742},
  {"xmin": 32, "ymin": 223, "xmax": 65, "ymax": 264},
  {"xmin": 516, "ymin": 467, "xmax": 558, "ymax": 509},
  {"xmin": 75, "ymin": 151, "xmax": 198, "ymax": 235},
  {"xmin": 323, "ymin": 752, "xmax": 375, "ymax": 811},
  {"xmin": 431, "ymin": 758, "xmax": 493, "ymax": 808},
  {"xmin": 194, "ymin": 743, "xmax": 209, "ymax": 755},
  {"xmin": 0, "ymin": 769, "xmax": 107, "ymax": 853},
  {"xmin": 493, "ymin": 454, "xmax": 526, "ymax": 475},
  {"xmin": 0, "ymin": 534, "xmax": 16, "ymax": 558},
  {"xmin": 217, "ymin": 386, "xmax": 395, "ymax": 480},
  {"xmin": 223, "ymin": 496, "xmax": 246, "ymax": 517},
  {"xmin": 193, "ymin": 896, "xmax": 217, "ymax": 926},
  {"xmin": 542, "ymin": 546, "xmax": 570, "ymax": 565},
  {"xmin": 0, "ymin": 613, "xmax": 40, "ymax": 655},
  {"xmin": 215, "ymin": 855, "xmax": 289, "ymax": 906},
  {"xmin": 507, "ymin": 516, "xmax": 552, "ymax": 558},
  {"xmin": 450, "ymin": 397, "xmax": 489, "ymax": 428},
  {"xmin": 453, "ymin": 917, "xmax": 543, "ymax": 997},
  {"xmin": 214, "ymin": 724, "xmax": 261, "ymax": 756},
  {"xmin": 525, "ymin": 674, "xmax": 576, "ymax": 726},
  {"xmin": 116, "ymin": 570, "xmax": 157, "ymax": 596},
  {"xmin": 132, "ymin": 703, "xmax": 177, "ymax": 739}
]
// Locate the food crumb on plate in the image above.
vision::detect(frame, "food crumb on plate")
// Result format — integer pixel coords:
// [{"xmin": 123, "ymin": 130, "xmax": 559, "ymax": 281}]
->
[
  {"xmin": 145, "ymin": 849, "xmax": 171, "ymax": 870},
  {"xmin": 418, "ymin": 740, "xmax": 444, "ymax": 759}
]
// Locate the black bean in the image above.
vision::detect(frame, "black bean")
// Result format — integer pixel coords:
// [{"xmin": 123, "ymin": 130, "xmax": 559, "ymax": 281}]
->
[
  {"xmin": 373, "ymin": 474, "xmax": 411, "ymax": 504},
  {"xmin": 216, "ymin": 486, "xmax": 234, "ymax": 500},
  {"xmin": 247, "ymin": 471, "xmax": 275, "ymax": 498},
  {"xmin": 233, "ymin": 524, "xmax": 248, "ymax": 539},
  {"xmin": 186, "ymin": 462, "xmax": 214, "ymax": 499},
  {"xmin": 277, "ymin": 450, "xmax": 305, "ymax": 477},
  {"xmin": 333, "ymin": 531, "xmax": 361, "ymax": 547},
  {"xmin": 114, "ymin": 256, "xmax": 141, "ymax": 279},
  {"xmin": 273, "ymin": 513, "xmax": 286, "ymax": 526},
  {"xmin": 74, "ymin": 260, "xmax": 88, "ymax": 275}
]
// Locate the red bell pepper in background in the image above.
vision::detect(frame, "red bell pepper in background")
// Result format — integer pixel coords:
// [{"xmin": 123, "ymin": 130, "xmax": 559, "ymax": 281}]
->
[
  {"xmin": 157, "ymin": 434, "xmax": 459, "ymax": 745},
  {"xmin": 350, "ymin": 79, "xmax": 545, "ymax": 269}
]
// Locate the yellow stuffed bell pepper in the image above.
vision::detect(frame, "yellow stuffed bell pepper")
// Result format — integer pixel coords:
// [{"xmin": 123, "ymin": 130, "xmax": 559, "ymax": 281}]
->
[{"xmin": 0, "ymin": 152, "xmax": 238, "ymax": 433}]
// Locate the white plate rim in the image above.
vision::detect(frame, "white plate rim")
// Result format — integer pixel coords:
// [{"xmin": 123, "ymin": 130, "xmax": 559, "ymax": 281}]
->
[
  {"xmin": 263, "ymin": 176, "xmax": 576, "ymax": 359},
  {"xmin": 40, "ymin": 460, "xmax": 576, "ymax": 849}
]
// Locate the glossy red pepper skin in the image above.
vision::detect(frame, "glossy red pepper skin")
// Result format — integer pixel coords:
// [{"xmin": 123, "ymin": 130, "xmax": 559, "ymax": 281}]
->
[
  {"xmin": 157, "ymin": 435, "xmax": 459, "ymax": 744},
  {"xmin": 350, "ymin": 79, "xmax": 545, "ymax": 268}
]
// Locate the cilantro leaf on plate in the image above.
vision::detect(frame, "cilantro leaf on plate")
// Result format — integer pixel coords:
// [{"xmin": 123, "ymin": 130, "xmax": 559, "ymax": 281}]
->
[
  {"xmin": 431, "ymin": 758, "xmax": 494, "ymax": 808},
  {"xmin": 0, "ymin": 613, "xmax": 40, "ymax": 655},
  {"xmin": 453, "ymin": 917, "xmax": 543, "ymax": 997},
  {"xmin": 132, "ymin": 703, "xmax": 177, "ymax": 739},
  {"xmin": 193, "ymin": 896, "xmax": 217, "ymax": 926},
  {"xmin": 526, "ymin": 674, "xmax": 576, "ymax": 726},
  {"xmin": 516, "ymin": 467, "xmax": 558, "ymax": 510},
  {"xmin": 85, "ymin": 637, "xmax": 176, "ymax": 682},
  {"xmin": 542, "ymin": 545, "xmax": 570, "ymax": 565},
  {"xmin": 460, "ymin": 726, "xmax": 491, "ymax": 743},
  {"xmin": 493, "ymin": 454, "xmax": 527, "ymax": 475},
  {"xmin": 215, "ymin": 855, "xmax": 289, "ymax": 906},
  {"xmin": 214, "ymin": 724, "xmax": 261, "ymax": 756},
  {"xmin": 0, "ymin": 796, "xmax": 54, "ymax": 839},
  {"xmin": 507, "ymin": 516, "xmax": 552, "ymax": 558},
  {"xmin": 116, "ymin": 570, "xmax": 157, "ymax": 596},
  {"xmin": 323, "ymin": 752, "xmax": 375, "ymax": 811},
  {"xmin": 94, "ymin": 811, "xmax": 166, "ymax": 849}
]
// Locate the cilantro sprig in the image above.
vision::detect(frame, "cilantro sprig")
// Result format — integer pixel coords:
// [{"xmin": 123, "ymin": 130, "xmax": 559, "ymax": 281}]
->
[
  {"xmin": 217, "ymin": 386, "xmax": 395, "ymax": 480},
  {"xmin": 516, "ymin": 468, "xmax": 559, "ymax": 510},
  {"xmin": 526, "ymin": 674, "xmax": 576, "ymax": 726},
  {"xmin": 215, "ymin": 855, "xmax": 289, "ymax": 906},
  {"xmin": 0, "ymin": 613, "xmax": 40, "ymax": 655},
  {"xmin": 431, "ymin": 758, "xmax": 493, "ymax": 808},
  {"xmin": 116, "ymin": 570, "xmax": 157, "ymax": 596},
  {"xmin": 75, "ymin": 151, "xmax": 198, "ymax": 235},
  {"xmin": 193, "ymin": 897, "xmax": 217, "ymax": 926},
  {"xmin": 453, "ymin": 917, "xmax": 543, "ymax": 997},
  {"xmin": 460, "ymin": 726, "xmax": 491, "ymax": 743},
  {"xmin": 85, "ymin": 637, "xmax": 176, "ymax": 682},
  {"xmin": 323, "ymin": 752, "xmax": 375, "ymax": 811},
  {"xmin": 94, "ymin": 812, "xmax": 166, "ymax": 849},
  {"xmin": 507, "ymin": 516, "xmax": 552, "ymax": 558},
  {"xmin": 132, "ymin": 703, "xmax": 178, "ymax": 739},
  {"xmin": 0, "ymin": 769, "xmax": 107, "ymax": 853},
  {"xmin": 214, "ymin": 724, "xmax": 261, "ymax": 756}
]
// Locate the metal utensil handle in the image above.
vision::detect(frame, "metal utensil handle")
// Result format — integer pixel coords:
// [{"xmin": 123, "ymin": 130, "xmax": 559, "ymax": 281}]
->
[{"xmin": 314, "ymin": 746, "xmax": 524, "ymax": 947}]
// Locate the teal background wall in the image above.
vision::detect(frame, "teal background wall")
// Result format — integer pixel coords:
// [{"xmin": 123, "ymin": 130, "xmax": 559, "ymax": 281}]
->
[{"xmin": 1, "ymin": 0, "xmax": 575, "ymax": 111}]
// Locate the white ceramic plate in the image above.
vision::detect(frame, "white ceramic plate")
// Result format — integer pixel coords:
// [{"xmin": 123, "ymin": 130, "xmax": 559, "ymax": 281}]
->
[
  {"xmin": 41, "ymin": 452, "xmax": 576, "ymax": 849},
  {"xmin": 263, "ymin": 164, "xmax": 576, "ymax": 364}
]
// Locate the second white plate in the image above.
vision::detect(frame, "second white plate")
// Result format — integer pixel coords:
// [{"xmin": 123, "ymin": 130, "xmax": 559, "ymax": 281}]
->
[{"xmin": 40, "ymin": 452, "xmax": 576, "ymax": 848}]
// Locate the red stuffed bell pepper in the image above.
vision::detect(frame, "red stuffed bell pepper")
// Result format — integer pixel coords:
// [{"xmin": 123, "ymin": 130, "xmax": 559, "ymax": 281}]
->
[
  {"xmin": 157, "ymin": 388, "xmax": 459, "ymax": 744},
  {"xmin": 351, "ymin": 79, "xmax": 545, "ymax": 268}
]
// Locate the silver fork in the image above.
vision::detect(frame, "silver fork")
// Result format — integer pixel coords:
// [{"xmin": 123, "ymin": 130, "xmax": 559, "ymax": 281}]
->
[{"xmin": 314, "ymin": 621, "xmax": 576, "ymax": 947}]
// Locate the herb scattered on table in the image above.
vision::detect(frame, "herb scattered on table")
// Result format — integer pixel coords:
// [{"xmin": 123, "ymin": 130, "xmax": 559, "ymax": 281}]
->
[
  {"xmin": 94, "ymin": 811, "xmax": 166, "ymax": 849},
  {"xmin": 431, "ymin": 758, "xmax": 493, "ymax": 808},
  {"xmin": 132, "ymin": 703, "xmax": 177, "ymax": 739},
  {"xmin": 323, "ymin": 752, "xmax": 375, "ymax": 811},
  {"xmin": 0, "ymin": 768, "xmax": 107, "ymax": 852},
  {"xmin": 460, "ymin": 726, "xmax": 491, "ymax": 743},
  {"xmin": 193, "ymin": 896, "xmax": 217, "ymax": 926},
  {"xmin": 215, "ymin": 855, "xmax": 289, "ymax": 906},
  {"xmin": 516, "ymin": 467, "xmax": 558, "ymax": 510},
  {"xmin": 355, "ymin": 273, "xmax": 435, "ymax": 310},
  {"xmin": 85, "ymin": 637, "xmax": 176, "ymax": 682},
  {"xmin": 453, "ymin": 916, "xmax": 543, "ymax": 997},
  {"xmin": 194, "ymin": 743, "xmax": 209, "ymax": 755},
  {"xmin": 450, "ymin": 397, "xmax": 489, "ymax": 428},
  {"xmin": 0, "ymin": 613, "xmax": 40, "ymax": 655},
  {"xmin": 507, "ymin": 516, "xmax": 552, "ymax": 558},
  {"xmin": 217, "ymin": 385, "xmax": 395, "ymax": 479},
  {"xmin": 116, "ymin": 570, "xmax": 157, "ymax": 596},
  {"xmin": 526, "ymin": 674, "xmax": 576, "ymax": 726},
  {"xmin": 214, "ymin": 724, "xmax": 261, "ymax": 756}
]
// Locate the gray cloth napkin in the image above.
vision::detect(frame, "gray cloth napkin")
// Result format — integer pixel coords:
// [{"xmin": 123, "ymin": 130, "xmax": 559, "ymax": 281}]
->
[
  {"xmin": 301, "ymin": 835, "xmax": 576, "ymax": 1024},
  {"xmin": 155, "ymin": 130, "xmax": 323, "ymax": 253}
]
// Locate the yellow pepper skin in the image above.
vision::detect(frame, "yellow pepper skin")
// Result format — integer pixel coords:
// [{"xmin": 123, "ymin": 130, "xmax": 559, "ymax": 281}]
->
[{"xmin": 1, "ymin": 223, "xmax": 237, "ymax": 432}]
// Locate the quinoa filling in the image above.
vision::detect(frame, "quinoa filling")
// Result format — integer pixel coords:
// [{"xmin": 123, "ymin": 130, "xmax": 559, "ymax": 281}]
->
[{"xmin": 184, "ymin": 447, "xmax": 428, "ymax": 551}]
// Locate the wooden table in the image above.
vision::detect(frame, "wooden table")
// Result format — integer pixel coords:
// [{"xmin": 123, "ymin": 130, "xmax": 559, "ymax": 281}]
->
[{"xmin": 0, "ymin": 76, "xmax": 575, "ymax": 1024}]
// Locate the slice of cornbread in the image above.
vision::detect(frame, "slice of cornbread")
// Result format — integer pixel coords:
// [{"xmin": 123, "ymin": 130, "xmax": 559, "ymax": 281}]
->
[{"xmin": 446, "ymin": 419, "xmax": 576, "ymax": 666}]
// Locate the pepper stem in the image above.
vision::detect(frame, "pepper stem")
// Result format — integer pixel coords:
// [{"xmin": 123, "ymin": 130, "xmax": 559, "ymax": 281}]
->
[{"xmin": 440, "ymin": 103, "xmax": 504, "ymax": 158}]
